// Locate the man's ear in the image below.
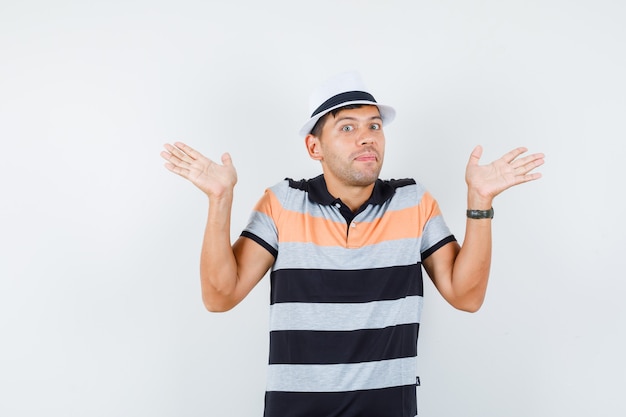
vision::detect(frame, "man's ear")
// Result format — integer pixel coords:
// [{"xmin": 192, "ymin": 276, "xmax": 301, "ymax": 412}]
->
[{"xmin": 305, "ymin": 134, "xmax": 322, "ymax": 160}]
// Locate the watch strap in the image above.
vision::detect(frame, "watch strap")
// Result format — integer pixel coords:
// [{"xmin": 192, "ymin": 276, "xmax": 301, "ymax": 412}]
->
[{"xmin": 466, "ymin": 207, "xmax": 494, "ymax": 219}]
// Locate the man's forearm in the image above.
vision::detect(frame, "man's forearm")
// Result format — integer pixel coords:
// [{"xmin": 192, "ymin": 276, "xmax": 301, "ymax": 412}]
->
[
  {"xmin": 450, "ymin": 217, "xmax": 493, "ymax": 312},
  {"xmin": 199, "ymin": 194, "xmax": 240, "ymax": 309}
]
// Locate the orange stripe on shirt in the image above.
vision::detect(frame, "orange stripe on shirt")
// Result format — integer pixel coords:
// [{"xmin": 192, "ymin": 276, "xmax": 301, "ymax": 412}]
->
[{"xmin": 271, "ymin": 192, "xmax": 442, "ymax": 248}]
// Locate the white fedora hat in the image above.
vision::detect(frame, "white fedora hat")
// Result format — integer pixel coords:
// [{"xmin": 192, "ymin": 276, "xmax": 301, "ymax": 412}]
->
[{"xmin": 299, "ymin": 71, "xmax": 396, "ymax": 137}]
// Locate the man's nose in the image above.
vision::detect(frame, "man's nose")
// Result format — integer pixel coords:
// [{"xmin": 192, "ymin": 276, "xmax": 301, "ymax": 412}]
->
[{"xmin": 358, "ymin": 130, "xmax": 374, "ymax": 145}]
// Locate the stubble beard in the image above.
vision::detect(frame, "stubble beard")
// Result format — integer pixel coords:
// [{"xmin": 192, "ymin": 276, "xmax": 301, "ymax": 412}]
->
[{"xmin": 327, "ymin": 153, "xmax": 384, "ymax": 187}]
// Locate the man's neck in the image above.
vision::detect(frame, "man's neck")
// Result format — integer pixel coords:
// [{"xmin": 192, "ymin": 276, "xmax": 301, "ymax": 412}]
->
[{"xmin": 325, "ymin": 177, "xmax": 376, "ymax": 212}]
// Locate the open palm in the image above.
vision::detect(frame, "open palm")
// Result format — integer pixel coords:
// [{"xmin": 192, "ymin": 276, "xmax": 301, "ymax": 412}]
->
[
  {"xmin": 161, "ymin": 142, "xmax": 237, "ymax": 198},
  {"xmin": 465, "ymin": 146, "xmax": 544, "ymax": 200}
]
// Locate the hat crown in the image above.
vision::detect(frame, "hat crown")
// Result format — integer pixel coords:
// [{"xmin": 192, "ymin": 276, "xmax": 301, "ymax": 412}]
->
[{"xmin": 308, "ymin": 71, "xmax": 370, "ymax": 116}]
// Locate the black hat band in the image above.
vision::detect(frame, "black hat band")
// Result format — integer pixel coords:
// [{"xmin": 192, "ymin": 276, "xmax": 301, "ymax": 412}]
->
[{"xmin": 311, "ymin": 91, "xmax": 377, "ymax": 118}]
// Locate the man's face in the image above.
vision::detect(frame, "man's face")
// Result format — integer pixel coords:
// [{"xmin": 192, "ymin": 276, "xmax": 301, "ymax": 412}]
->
[{"xmin": 314, "ymin": 105, "xmax": 386, "ymax": 187}]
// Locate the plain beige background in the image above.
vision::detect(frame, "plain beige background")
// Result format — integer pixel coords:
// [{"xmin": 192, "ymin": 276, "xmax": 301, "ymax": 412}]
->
[{"xmin": 1, "ymin": 0, "xmax": 624, "ymax": 416}]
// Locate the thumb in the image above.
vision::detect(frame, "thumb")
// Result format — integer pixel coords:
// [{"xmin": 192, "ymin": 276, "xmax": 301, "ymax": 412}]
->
[
  {"xmin": 468, "ymin": 145, "xmax": 483, "ymax": 167},
  {"xmin": 221, "ymin": 152, "xmax": 233, "ymax": 167}
]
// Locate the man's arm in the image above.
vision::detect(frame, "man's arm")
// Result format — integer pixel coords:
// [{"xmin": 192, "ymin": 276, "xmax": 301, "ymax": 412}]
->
[
  {"xmin": 423, "ymin": 146, "xmax": 544, "ymax": 312},
  {"xmin": 161, "ymin": 142, "xmax": 273, "ymax": 312}
]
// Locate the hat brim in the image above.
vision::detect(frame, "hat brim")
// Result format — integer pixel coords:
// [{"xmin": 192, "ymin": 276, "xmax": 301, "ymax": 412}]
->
[{"xmin": 299, "ymin": 101, "xmax": 396, "ymax": 137}]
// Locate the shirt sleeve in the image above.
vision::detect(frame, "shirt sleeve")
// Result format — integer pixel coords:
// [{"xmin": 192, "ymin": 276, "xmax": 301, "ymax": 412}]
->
[
  {"xmin": 241, "ymin": 187, "xmax": 281, "ymax": 258},
  {"xmin": 418, "ymin": 189, "xmax": 456, "ymax": 260}
]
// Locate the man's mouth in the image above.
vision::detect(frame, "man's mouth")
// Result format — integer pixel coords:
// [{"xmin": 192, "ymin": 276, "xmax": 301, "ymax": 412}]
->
[{"xmin": 354, "ymin": 153, "xmax": 378, "ymax": 162}]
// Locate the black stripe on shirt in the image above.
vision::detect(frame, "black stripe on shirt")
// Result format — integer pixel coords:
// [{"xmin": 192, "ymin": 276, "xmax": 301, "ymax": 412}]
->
[
  {"xmin": 270, "ymin": 264, "xmax": 423, "ymax": 305},
  {"xmin": 264, "ymin": 384, "xmax": 418, "ymax": 417},
  {"xmin": 269, "ymin": 323, "xmax": 419, "ymax": 365}
]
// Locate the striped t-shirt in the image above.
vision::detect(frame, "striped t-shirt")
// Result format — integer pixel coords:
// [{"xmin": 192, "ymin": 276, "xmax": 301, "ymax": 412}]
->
[{"xmin": 242, "ymin": 174, "xmax": 455, "ymax": 417}]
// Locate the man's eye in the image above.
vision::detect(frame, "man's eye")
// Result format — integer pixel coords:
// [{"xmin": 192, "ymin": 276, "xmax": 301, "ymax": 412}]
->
[
  {"xmin": 341, "ymin": 125, "xmax": 354, "ymax": 132},
  {"xmin": 370, "ymin": 123, "xmax": 381, "ymax": 130}
]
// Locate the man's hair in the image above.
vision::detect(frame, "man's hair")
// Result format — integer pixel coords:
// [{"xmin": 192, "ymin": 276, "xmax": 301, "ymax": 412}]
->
[{"xmin": 309, "ymin": 104, "xmax": 366, "ymax": 138}]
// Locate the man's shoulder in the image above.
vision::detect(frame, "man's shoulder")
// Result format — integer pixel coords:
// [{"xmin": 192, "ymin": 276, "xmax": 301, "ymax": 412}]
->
[
  {"xmin": 264, "ymin": 175, "xmax": 324, "ymax": 204},
  {"xmin": 379, "ymin": 178, "xmax": 431, "ymax": 197},
  {"xmin": 379, "ymin": 178, "xmax": 434, "ymax": 210},
  {"xmin": 282, "ymin": 174, "xmax": 325, "ymax": 192},
  {"xmin": 380, "ymin": 178, "xmax": 417, "ymax": 189},
  {"xmin": 264, "ymin": 177, "xmax": 311, "ymax": 190}
]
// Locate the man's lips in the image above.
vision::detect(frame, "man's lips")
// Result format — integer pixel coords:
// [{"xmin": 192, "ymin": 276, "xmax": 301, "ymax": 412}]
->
[{"xmin": 354, "ymin": 153, "xmax": 378, "ymax": 162}]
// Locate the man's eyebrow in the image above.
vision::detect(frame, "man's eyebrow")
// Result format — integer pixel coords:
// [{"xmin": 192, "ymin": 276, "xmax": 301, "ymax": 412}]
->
[{"xmin": 333, "ymin": 115, "xmax": 383, "ymax": 125}]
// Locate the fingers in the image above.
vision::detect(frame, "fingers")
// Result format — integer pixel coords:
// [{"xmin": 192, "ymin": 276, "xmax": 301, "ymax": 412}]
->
[
  {"xmin": 497, "ymin": 147, "xmax": 544, "ymax": 179},
  {"xmin": 163, "ymin": 142, "xmax": 196, "ymax": 165},
  {"xmin": 173, "ymin": 142, "xmax": 202, "ymax": 160},
  {"xmin": 524, "ymin": 172, "xmax": 542, "ymax": 182},
  {"xmin": 161, "ymin": 142, "xmax": 200, "ymax": 180},
  {"xmin": 501, "ymin": 146, "xmax": 529, "ymax": 164},
  {"xmin": 162, "ymin": 160, "xmax": 187, "ymax": 177},
  {"xmin": 511, "ymin": 152, "xmax": 545, "ymax": 175},
  {"xmin": 161, "ymin": 143, "xmax": 234, "ymax": 179},
  {"xmin": 510, "ymin": 151, "xmax": 544, "ymax": 186},
  {"xmin": 162, "ymin": 141, "xmax": 210, "ymax": 169}
]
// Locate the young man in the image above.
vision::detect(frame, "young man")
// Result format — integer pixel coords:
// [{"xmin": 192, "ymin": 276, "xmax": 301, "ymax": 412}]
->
[{"xmin": 161, "ymin": 71, "xmax": 544, "ymax": 417}]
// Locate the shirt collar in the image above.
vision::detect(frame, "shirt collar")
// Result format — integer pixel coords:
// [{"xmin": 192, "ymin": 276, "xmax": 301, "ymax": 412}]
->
[{"xmin": 307, "ymin": 174, "xmax": 396, "ymax": 208}]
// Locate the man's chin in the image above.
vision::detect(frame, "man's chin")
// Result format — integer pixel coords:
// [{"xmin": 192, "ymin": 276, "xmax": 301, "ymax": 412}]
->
[{"xmin": 350, "ymin": 172, "xmax": 380, "ymax": 187}]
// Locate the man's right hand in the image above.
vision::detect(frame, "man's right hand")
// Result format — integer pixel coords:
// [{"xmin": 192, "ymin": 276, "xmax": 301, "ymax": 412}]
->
[{"xmin": 161, "ymin": 142, "xmax": 237, "ymax": 199}]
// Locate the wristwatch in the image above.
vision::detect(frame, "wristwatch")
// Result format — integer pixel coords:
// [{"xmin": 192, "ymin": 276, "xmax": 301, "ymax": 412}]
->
[{"xmin": 466, "ymin": 207, "xmax": 494, "ymax": 219}]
